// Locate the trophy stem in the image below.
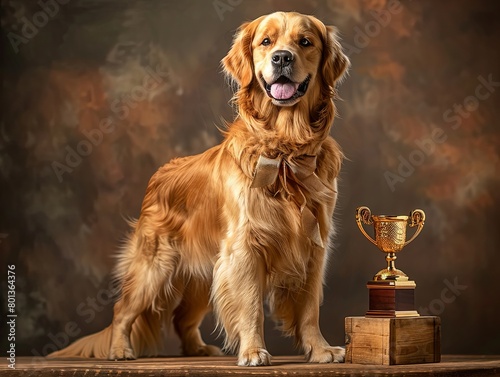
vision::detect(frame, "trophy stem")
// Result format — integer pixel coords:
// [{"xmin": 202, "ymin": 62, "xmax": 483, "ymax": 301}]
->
[
  {"xmin": 373, "ymin": 252, "xmax": 408, "ymax": 281},
  {"xmin": 387, "ymin": 252, "xmax": 397, "ymax": 272}
]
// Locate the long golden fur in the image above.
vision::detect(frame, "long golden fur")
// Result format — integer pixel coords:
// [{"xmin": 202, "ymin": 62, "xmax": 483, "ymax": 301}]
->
[{"xmin": 49, "ymin": 11, "xmax": 349, "ymax": 366}]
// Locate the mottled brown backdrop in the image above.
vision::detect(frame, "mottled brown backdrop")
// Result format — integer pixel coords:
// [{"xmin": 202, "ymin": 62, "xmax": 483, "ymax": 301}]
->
[{"xmin": 1, "ymin": 0, "xmax": 499, "ymax": 359}]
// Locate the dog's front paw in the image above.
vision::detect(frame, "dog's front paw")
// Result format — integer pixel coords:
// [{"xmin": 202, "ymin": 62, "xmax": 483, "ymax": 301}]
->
[
  {"xmin": 109, "ymin": 346, "xmax": 136, "ymax": 361},
  {"xmin": 308, "ymin": 346, "xmax": 345, "ymax": 363},
  {"xmin": 238, "ymin": 348, "xmax": 272, "ymax": 366}
]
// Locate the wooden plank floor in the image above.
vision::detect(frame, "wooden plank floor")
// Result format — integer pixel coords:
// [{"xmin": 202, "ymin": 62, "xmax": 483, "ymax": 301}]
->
[{"xmin": 1, "ymin": 355, "xmax": 500, "ymax": 376}]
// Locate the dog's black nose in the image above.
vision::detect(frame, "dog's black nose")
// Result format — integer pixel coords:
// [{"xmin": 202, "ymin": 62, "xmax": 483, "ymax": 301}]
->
[{"xmin": 271, "ymin": 50, "xmax": 293, "ymax": 67}]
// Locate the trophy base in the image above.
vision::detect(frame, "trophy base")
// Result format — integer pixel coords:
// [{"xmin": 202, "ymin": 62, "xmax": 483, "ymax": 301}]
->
[
  {"xmin": 345, "ymin": 316, "xmax": 441, "ymax": 365},
  {"xmin": 366, "ymin": 280, "xmax": 419, "ymax": 318},
  {"xmin": 373, "ymin": 267, "xmax": 408, "ymax": 281}
]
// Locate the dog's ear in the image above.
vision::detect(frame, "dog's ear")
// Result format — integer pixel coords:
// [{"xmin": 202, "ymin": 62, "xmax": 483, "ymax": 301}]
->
[
  {"xmin": 222, "ymin": 18, "xmax": 262, "ymax": 88},
  {"xmin": 324, "ymin": 26, "xmax": 350, "ymax": 86},
  {"xmin": 310, "ymin": 16, "xmax": 350, "ymax": 97}
]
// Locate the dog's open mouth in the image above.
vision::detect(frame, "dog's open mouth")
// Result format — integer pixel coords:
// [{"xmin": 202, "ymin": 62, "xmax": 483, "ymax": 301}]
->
[{"xmin": 263, "ymin": 75, "xmax": 310, "ymax": 102}]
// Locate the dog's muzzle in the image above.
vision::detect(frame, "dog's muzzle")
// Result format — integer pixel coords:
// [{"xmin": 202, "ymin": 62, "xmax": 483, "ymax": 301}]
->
[{"xmin": 262, "ymin": 49, "xmax": 310, "ymax": 104}]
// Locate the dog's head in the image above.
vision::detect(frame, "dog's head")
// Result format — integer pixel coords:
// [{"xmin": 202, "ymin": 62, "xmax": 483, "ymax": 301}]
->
[{"xmin": 223, "ymin": 12, "xmax": 349, "ymax": 107}]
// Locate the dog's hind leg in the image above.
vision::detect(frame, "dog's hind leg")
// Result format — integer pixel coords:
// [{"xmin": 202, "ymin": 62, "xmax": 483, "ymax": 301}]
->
[
  {"xmin": 173, "ymin": 280, "xmax": 223, "ymax": 356},
  {"xmin": 109, "ymin": 231, "xmax": 179, "ymax": 360}
]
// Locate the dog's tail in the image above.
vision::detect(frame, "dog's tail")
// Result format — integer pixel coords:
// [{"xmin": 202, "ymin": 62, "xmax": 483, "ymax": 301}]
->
[
  {"xmin": 47, "ymin": 308, "xmax": 165, "ymax": 359},
  {"xmin": 47, "ymin": 325, "xmax": 113, "ymax": 359}
]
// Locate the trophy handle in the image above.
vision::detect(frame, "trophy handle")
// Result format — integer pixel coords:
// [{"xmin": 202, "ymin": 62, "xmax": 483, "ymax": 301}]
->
[
  {"xmin": 355, "ymin": 206, "xmax": 377, "ymax": 246},
  {"xmin": 404, "ymin": 209, "xmax": 426, "ymax": 246}
]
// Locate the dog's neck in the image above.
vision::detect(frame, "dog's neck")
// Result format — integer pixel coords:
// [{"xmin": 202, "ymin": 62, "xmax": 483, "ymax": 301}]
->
[{"xmin": 231, "ymin": 86, "xmax": 335, "ymax": 158}]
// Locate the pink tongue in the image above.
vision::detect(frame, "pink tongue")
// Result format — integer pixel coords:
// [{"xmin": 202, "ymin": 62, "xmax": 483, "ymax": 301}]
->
[{"xmin": 270, "ymin": 82, "xmax": 297, "ymax": 100}]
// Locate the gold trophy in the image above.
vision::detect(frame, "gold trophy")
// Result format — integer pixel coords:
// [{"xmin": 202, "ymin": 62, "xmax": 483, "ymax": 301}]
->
[
  {"xmin": 355, "ymin": 206, "xmax": 425, "ymax": 317},
  {"xmin": 345, "ymin": 206, "xmax": 439, "ymax": 365}
]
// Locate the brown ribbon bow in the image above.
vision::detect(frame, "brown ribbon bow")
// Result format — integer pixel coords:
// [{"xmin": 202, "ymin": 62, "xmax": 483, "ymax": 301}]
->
[{"xmin": 250, "ymin": 154, "xmax": 334, "ymax": 248}]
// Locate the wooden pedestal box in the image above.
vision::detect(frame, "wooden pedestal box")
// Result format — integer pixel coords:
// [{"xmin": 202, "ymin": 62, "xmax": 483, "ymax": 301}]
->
[{"xmin": 345, "ymin": 316, "xmax": 441, "ymax": 365}]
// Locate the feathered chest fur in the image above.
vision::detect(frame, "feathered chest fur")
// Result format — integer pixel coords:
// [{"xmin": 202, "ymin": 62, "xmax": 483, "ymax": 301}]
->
[{"xmin": 248, "ymin": 153, "xmax": 334, "ymax": 248}]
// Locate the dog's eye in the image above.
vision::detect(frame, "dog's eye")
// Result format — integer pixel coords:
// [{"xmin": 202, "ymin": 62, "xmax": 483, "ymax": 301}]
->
[
  {"xmin": 299, "ymin": 38, "xmax": 312, "ymax": 47},
  {"xmin": 261, "ymin": 38, "xmax": 271, "ymax": 46}
]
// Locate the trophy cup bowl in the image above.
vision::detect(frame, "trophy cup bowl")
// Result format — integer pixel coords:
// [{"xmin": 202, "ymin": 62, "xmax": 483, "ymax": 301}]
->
[{"xmin": 355, "ymin": 206, "xmax": 426, "ymax": 281}]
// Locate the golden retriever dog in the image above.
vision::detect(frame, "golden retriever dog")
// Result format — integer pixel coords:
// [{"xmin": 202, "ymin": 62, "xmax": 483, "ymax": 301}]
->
[{"xmin": 50, "ymin": 11, "xmax": 349, "ymax": 366}]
